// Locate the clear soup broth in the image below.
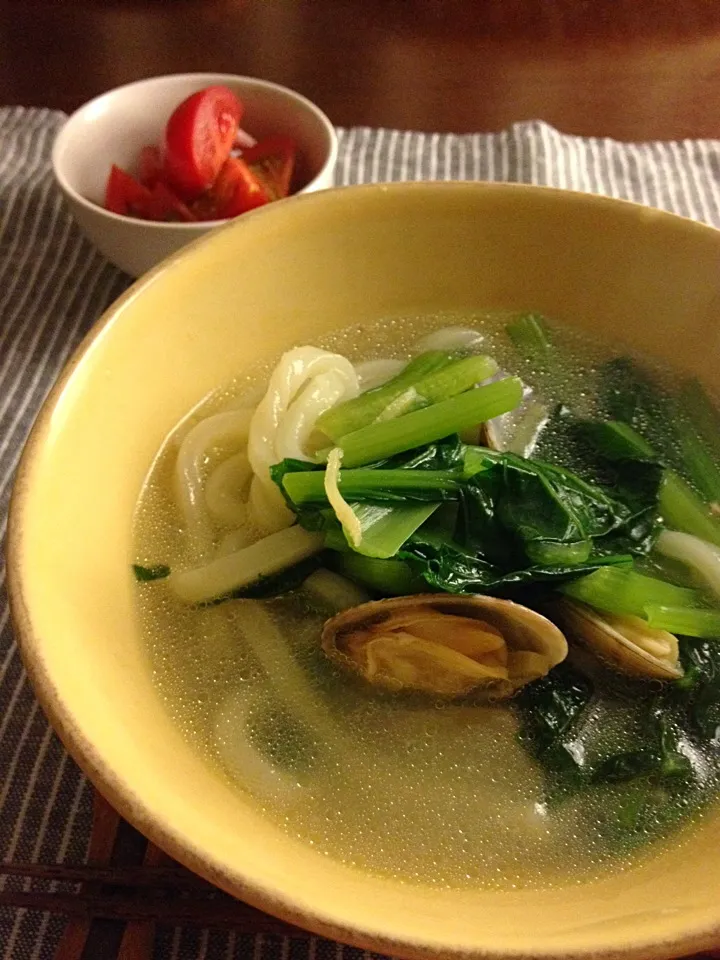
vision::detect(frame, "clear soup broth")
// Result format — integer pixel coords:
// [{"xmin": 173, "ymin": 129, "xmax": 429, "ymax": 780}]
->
[{"xmin": 134, "ymin": 312, "xmax": 720, "ymax": 890}]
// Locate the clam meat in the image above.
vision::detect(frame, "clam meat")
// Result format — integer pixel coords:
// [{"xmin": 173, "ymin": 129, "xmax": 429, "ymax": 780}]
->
[
  {"xmin": 321, "ymin": 594, "xmax": 568, "ymax": 699},
  {"xmin": 554, "ymin": 599, "xmax": 683, "ymax": 681}
]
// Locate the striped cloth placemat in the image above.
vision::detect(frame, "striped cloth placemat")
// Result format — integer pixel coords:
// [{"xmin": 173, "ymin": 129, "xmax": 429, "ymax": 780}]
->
[{"xmin": 1, "ymin": 106, "xmax": 719, "ymax": 960}]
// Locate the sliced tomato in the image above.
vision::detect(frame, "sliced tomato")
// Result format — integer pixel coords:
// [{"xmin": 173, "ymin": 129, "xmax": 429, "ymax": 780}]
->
[
  {"xmin": 163, "ymin": 85, "xmax": 243, "ymax": 199},
  {"xmin": 242, "ymin": 135, "xmax": 297, "ymax": 201},
  {"xmin": 137, "ymin": 145, "xmax": 163, "ymax": 188},
  {"xmin": 146, "ymin": 182, "xmax": 197, "ymax": 222},
  {"xmin": 191, "ymin": 157, "xmax": 270, "ymax": 221},
  {"xmin": 104, "ymin": 164, "xmax": 154, "ymax": 218}
]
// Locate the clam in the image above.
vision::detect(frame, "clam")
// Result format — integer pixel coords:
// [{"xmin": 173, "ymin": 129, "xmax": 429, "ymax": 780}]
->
[
  {"xmin": 477, "ymin": 420, "xmax": 500, "ymax": 449},
  {"xmin": 554, "ymin": 599, "xmax": 683, "ymax": 681},
  {"xmin": 321, "ymin": 594, "xmax": 568, "ymax": 699}
]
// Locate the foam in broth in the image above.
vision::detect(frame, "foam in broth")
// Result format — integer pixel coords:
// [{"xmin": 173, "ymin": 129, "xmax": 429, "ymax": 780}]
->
[{"xmin": 134, "ymin": 311, "xmax": 720, "ymax": 890}]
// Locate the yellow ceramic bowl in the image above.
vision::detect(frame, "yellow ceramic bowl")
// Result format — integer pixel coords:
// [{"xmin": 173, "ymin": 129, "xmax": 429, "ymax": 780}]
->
[{"xmin": 8, "ymin": 183, "xmax": 720, "ymax": 960}]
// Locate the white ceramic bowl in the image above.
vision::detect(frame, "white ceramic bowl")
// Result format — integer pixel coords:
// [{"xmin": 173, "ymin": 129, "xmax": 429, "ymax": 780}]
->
[{"xmin": 52, "ymin": 73, "xmax": 338, "ymax": 277}]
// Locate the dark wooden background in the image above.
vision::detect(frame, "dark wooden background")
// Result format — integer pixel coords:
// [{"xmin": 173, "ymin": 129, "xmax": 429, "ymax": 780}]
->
[{"xmin": 1, "ymin": 0, "xmax": 719, "ymax": 139}]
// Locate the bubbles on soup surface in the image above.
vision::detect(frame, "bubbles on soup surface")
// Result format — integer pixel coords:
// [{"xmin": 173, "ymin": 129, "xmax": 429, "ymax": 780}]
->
[{"xmin": 134, "ymin": 310, "xmax": 712, "ymax": 890}]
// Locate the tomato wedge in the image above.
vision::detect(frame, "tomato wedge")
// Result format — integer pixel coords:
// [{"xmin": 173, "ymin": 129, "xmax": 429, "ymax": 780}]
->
[
  {"xmin": 105, "ymin": 165, "xmax": 154, "ymax": 218},
  {"xmin": 191, "ymin": 157, "xmax": 270, "ymax": 221},
  {"xmin": 242, "ymin": 135, "xmax": 297, "ymax": 201},
  {"xmin": 146, "ymin": 182, "xmax": 197, "ymax": 222},
  {"xmin": 163, "ymin": 85, "xmax": 243, "ymax": 200},
  {"xmin": 137, "ymin": 145, "xmax": 163, "ymax": 188},
  {"xmin": 105, "ymin": 165, "xmax": 196, "ymax": 221}
]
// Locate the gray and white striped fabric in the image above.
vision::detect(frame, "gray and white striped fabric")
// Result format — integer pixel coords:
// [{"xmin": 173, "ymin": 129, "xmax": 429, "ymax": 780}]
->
[{"xmin": 0, "ymin": 107, "xmax": 719, "ymax": 960}]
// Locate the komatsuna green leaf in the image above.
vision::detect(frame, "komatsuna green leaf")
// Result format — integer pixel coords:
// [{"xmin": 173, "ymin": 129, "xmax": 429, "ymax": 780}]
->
[
  {"xmin": 133, "ymin": 563, "xmax": 171, "ymax": 582},
  {"xmin": 381, "ymin": 436, "xmax": 468, "ymax": 471},
  {"xmin": 272, "ymin": 438, "xmax": 468, "ymax": 560},
  {"xmin": 400, "ymin": 535, "xmax": 632, "ymax": 594},
  {"xmin": 478, "ymin": 454, "xmax": 661, "ymax": 557},
  {"xmin": 538, "ymin": 407, "xmax": 720, "ymax": 550},
  {"xmin": 399, "ymin": 449, "xmax": 663, "ymax": 594},
  {"xmin": 671, "ymin": 637, "xmax": 720, "ymax": 738},
  {"xmin": 599, "ymin": 357, "xmax": 720, "ymax": 510},
  {"xmin": 517, "ymin": 661, "xmax": 593, "ymax": 759},
  {"xmin": 516, "ymin": 660, "xmax": 696, "ymax": 813},
  {"xmin": 272, "ymin": 432, "xmax": 662, "ymax": 592},
  {"xmin": 340, "ymin": 501, "xmax": 439, "ymax": 559},
  {"xmin": 271, "ymin": 438, "xmax": 468, "ymax": 508}
]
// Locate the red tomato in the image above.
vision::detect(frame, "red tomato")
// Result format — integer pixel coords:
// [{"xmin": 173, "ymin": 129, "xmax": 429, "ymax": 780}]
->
[
  {"xmin": 191, "ymin": 157, "xmax": 270, "ymax": 221},
  {"xmin": 242, "ymin": 135, "xmax": 297, "ymax": 201},
  {"xmin": 104, "ymin": 165, "xmax": 154, "ymax": 218},
  {"xmin": 137, "ymin": 145, "xmax": 163, "ymax": 188},
  {"xmin": 163, "ymin": 86, "xmax": 243, "ymax": 199},
  {"xmin": 146, "ymin": 182, "xmax": 197, "ymax": 222}
]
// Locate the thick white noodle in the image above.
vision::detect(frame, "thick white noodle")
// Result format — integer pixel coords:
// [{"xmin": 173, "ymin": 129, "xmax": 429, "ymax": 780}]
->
[
  {"xmin": 215, "ymin": 692, "xmax": 305, "ymax": 800},
  {"xmin": 302, "ymin": 568, "xmax": 372, "ymax": 613},
  {"xmin": 213, "ymin": 603, "xmax": 330, "ymax": 801},
  {"xmin": 248, "ymin": 474, "xmax": 290, "ymax": 536},
  {"xmin": 354, "ymin": 358, "xmax": 405, "ymax": 391},
  {"xmin": 656, "ymin": 530, "xmax": 720, "ymax": 600},
  {"xmin": 217, "ymin": 527, "xmax": 257, "ymax": 556},
  {"xmin": 415, "ymin": 326, "xmax": 484, "ymax": 354},
  {"xmin": 221, "ymin": 601, "xmax": 359, "ymax": 763},
  {"xmin": 169, "ymin": 526, "xmax": 324, "ymax": 603},
  {"xmin": 175, "ymin": 409, "xmax": 254, "ymax": 558},
  {"xmin": 275, "ymin": 370, "xmax": 349, "ymax": 460},
  {"xmin": 205, "ymin": 452, "xmax": 252, "ymax": 528},
  {"xmin": 247, "ymin": 347, "xmax": 359, "ymax": 533}
]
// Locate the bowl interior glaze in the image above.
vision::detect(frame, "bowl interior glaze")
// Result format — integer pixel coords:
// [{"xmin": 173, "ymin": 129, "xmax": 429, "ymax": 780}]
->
[{"xmin": 9, "ymin": 182, "xmax": 720, "ymax": 960}]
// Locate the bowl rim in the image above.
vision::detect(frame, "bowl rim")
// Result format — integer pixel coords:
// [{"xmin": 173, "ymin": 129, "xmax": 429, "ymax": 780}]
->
[
  {"xmin": 8, "ymin": 180, "xmax": 720, "ymax": 960},
  {"xmin": 51, "ymin": 71, "xmax": 339, "ymax": 230}
]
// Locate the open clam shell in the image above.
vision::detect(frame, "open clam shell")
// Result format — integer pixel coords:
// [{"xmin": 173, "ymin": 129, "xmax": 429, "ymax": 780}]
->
[
  {"xmin": 321, "ymin": 594, "xmax": 568, "ymax": 699},
  {"xmin": 554, "ymin": 599, "xmax": 683, "ymax": 681}
]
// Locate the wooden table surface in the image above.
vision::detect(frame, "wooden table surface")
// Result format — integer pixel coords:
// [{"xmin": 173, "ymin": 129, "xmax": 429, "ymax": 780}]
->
[{"xmin": 1, "ymin": 0, "xmax": 720, "ymax": 139}]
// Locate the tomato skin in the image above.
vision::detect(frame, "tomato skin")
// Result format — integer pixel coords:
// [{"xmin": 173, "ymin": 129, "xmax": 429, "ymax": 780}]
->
[
  {"xmin": 138, "ymin": 145, "xmax": 163, "ymax": 188},
  {"xmin": 104, "ymin": 87, "xmax": 299, "ymax": 224},
  {"xmin": 163, "ymin": 85, "xmax": 243, "ymax": 199},
  {"xmin": 242, "ymin": 135, "xmax": 297, "ymax": 201},
  {"xmin": 104, "ymin": 165, "xmax": 197, "ymax": 222},
  {"xmin": 146, "ymin": 182, "xmax": 197, "ymax": 222},
  {"xmin": 104, "ymin": 165, "xmax": 154, "ymax": 218},
  {"xmin": 191, "ymin": 157, "xmax": 270, "ymax": 221},
  {"xmin": 215, "ymin": 157, "xmax": 269, "ymax": 217}
]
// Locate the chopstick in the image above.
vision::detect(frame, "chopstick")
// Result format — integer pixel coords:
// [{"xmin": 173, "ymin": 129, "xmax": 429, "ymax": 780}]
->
[
  {"xmin": 0, "ymin": 791, "xmax": 304, "ymax": 943},
  {"xmin": 0, "ymin": 789, "xmax": 308, "ymax": 959},
  {"xmin": 117, "ymin": 842, "xmax": 171, "ymax": 960},
  {"xmin": 0, "ymin": 861, "xmax": 211, "ymax": 888},
  {"xmin": 0, "ymin": 884, "xmax": 302, "ymax": 934},
  {"xmin": 52, "ymin": 792, "xmax": 123, "ymax": 960},
  {"xmin": 4, "ymin": 859, "xmax": 720, "ymax": 957},
  {"xmin": 17, "ymin": 797, "xmax": 718, "ymax": 960}
]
